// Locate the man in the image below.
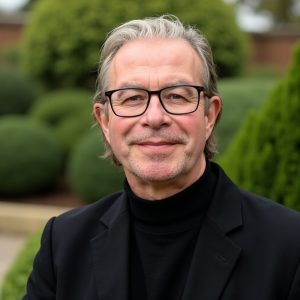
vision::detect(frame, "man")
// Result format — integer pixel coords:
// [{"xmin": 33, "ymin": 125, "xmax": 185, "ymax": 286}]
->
[{"xmin": 24, "ymin": 15, "xmax": 300, "ymax": 300}]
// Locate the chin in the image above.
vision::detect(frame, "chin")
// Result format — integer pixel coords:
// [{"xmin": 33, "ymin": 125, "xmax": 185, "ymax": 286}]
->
[{"xmin": 130, "ymin": 162, "xmax": 186, "ymax": 183}]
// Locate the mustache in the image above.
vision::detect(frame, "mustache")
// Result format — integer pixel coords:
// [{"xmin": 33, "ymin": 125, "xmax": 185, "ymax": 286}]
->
[{"xmin": 126, "ymin": 131, "xmax": 188, "ymax": 145}]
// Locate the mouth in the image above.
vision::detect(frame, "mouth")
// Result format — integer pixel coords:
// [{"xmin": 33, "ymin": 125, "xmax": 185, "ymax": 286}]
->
[
  {"xmin": 138, "ymin": 141, "xmax": 177, "ymax": 147},
  {"xmin": 135, "ymin": 140, "xmax": 179, "ymax": 154}
]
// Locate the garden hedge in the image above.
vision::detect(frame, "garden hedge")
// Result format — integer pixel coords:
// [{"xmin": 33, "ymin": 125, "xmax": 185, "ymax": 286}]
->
[
  {"xmin": 0, "ymin": 67, "xmax": 37, "ymax": 116},
  {"xmin": 0, "ymin": 116, "xmax": 62, "ymax": 196},
  {"xmin": 22, "ymin": 0, "xmax": 247, "ymax": 89},
  {"xmin": 219, "ymin": 42, "xmax": 300, "ymax": 210},
  {"xmin": 68, "ymin": 130, "xmax": 124, "ymax": 203},
  {"xmin": 1, "ymin": 232, "xmax": 41, "ymax": 300},
  {"xmin": 30, "ymin": 89, "xmax": 93, "ymax": 156}
]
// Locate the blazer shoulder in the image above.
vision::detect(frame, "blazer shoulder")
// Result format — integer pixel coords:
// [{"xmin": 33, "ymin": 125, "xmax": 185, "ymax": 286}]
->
[
  {"xmin": 51, "ymin": 191, "xmax": 125, "ymax": 239},
  {"xmin": 240, "ymin": 189, "xmax": 300, "ymax": 241},
  {"xmin": 241, "ymin": 189, "xmax": 300, "ymax": 221},
  {"xmin": 58, "ymin": 191, "xmax": 123, "ymax": 219}
]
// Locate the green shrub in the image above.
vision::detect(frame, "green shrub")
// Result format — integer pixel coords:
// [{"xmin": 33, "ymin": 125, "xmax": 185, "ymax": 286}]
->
[
  {"xmin": 1, "ymin": 232, "xmax": 41, "ymax": 300},
  {"xmin": 30, "ymin": 89, "xmax": 93, "ymax": 155},
  {"xmin": 0, "ymin": 116, "xmax": 62, "ymax": 196},
  {"xmin": 219, "ymin": 42, "xmax": 300, "ymax": 210},
  {"xmin": 0, "ymin": 67, "xmax": 37, "ymax": 116},
  {"xmin": 22, "ymin": 0, "xmax": 247, "ymax": 89},
  {"xmin": 68, "ymin": 130, "xmax": 124, "ymax": 203},
  {"xmin": 216, "ymin": 75, "xmax": 279, "ymax": 152},
  {"xmin": 0, "ymin": 44, "xmax": 21, "ymax": 67}
]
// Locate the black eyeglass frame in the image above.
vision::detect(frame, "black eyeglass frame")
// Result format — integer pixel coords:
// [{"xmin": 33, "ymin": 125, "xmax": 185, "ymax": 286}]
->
[{"xmin": 104, "ymin": 85, "xmax": 205, "ymax": 117}]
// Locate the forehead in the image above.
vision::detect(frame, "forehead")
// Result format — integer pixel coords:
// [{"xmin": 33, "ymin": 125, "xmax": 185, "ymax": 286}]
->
[{"xmin": 108, "ymin": 38, "xmax": 204, "ymax": 88}]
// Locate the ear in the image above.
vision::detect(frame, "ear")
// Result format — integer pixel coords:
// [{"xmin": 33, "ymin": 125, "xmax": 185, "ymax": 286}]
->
[
  {"xmin": 205, "ymin": 95, "xmax": 222, "ymax": 140},
  {"xmin": 93, "ymin": 102, "xmax": 111, "ymax": 144}
]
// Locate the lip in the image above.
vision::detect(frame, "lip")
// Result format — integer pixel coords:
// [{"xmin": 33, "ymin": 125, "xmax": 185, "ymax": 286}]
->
[
  {"xmin": 135, "ymin": 141, "xmax": 178, "ymax": 154},
  {"xmin": 138, "ymin": 141, "xmax": 176, "ymax": 146}
]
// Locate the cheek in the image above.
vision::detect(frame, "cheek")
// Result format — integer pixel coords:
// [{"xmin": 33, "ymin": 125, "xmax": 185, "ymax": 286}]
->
[
  {"xmin": 107, "ymin": 118, "xmax": 132, "ymax": 149},
  {"xmin": 191, "ymin": 118, "xmax": 208, "ymax": 148}
]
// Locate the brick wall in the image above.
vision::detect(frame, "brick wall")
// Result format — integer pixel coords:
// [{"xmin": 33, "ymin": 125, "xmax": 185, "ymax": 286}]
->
[
  {"xmin": 248, "ymin": 28, "xmax": 300, "ymax": 72},
  {"xmin": 0, "ymin": 13, "xmax": 27, "ymax": 48},
  {"xmin": 0, "ymin": 14, "xmax": 299, "ymax": 73}
]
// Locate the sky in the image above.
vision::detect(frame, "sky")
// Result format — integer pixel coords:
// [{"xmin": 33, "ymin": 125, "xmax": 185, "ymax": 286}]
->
[
  {"xmin": 0, "ymin": 0, "xmax": 273, "ymax": 32},
  {"xmin": 0, "ymin": 0, "xmax": 27, "ymax": 11}
]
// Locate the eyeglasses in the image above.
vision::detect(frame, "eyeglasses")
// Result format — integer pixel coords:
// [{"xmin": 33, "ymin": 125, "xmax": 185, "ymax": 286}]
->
[{"xmin": 104, "ymin": 85, "xmax": 205, "ymax": 117}]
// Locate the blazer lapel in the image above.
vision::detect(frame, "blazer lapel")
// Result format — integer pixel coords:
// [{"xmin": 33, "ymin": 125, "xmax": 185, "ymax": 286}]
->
[
  {"xmin": 182, "ymin": 218, "xmax": 241, "ymax": 300},
  {"xmin": 183, "ymin": 164, "xmax": 244, "ymax": 300},
  {"xmin": 90, "ymin": 194, "xmax": 130, "ymax": 300}
]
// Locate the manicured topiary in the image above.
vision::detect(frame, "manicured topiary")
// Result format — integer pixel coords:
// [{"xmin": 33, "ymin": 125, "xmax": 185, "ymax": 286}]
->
[
  {"xmin": 30, "ymin": 89, "xmax": 93, "ymax": 155},
  {"xmin": 219, "ymin": 42, "xmax": 300, "ymax": 210},
  {"xmin": 1, "ymin": 232, "xmax": 41, "ymax": 300},
  {"xmin": 22, "ymin": 0, "xmax": 247, "ymax": 89},
  {"xmin": 68, "ymin": 130, "xmax": 124, "ymax": 203},
  {"xmin": 0, "ymin": 44, "xmax": 21, "ymax": 67},
  {"xmin": 0, "ymin": 67, "xmax": 37, "ymax": 115},
  {"xmin": 0, "ymin": 117, "xmax": 62, "ymax": 196}
]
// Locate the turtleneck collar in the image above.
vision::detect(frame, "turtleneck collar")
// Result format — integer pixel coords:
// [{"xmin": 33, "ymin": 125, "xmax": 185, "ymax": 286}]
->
[{"xmin": 124, "ymin": 161, "xmax": 216, "ymax": 224}]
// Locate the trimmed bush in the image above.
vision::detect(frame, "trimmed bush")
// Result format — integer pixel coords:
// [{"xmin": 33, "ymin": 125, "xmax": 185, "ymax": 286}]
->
[
  {"xmin": 30, "ymin": 89, "xmax": 93, "ymax": 155},
  {"xmin": 216, "ymin": 75, "xmax": 279, "ymax": 152},
  {"xmin": 0, "ymin": 44, "xmax": 21, "ymax": 67},
  {"xmin": 22, "ymin": 0, "xmax": 247, "ymax": 89},
  {"xmin": 219, "ymin": 42, "xmax": 300, "ymax": 210},
  {"xmin": 0, "ymin": 67, "xmax": 37, "ymax": 116},
  {"xmin": 68, "ymin": 130, "xmax": 124, "ymax": 203},
  {"xmin": 0, "ymin": 116, "xmax": 62, "ymax": 196},
  {"xmin": 1, "ymin": 232, "xmax": 41, "ymax": 300}
]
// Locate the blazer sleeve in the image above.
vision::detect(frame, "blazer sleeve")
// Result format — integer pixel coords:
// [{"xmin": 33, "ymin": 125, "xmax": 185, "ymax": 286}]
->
[
  {"xmin": 22, "ymin": 217, "xmax": 57, "ymax": 300},
  {"xmin": 288, "ymin": 259, "xmax": 300, "ymax": 300}
]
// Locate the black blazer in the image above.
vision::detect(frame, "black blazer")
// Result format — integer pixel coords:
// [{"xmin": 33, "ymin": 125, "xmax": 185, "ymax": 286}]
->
[{"xmin": 24, "ymin": 164, "xmax": 300, "ymax": 299}]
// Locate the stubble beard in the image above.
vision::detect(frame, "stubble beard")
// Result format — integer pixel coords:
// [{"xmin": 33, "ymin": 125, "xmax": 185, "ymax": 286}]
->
[{"xmin": 125, "ymin": 145, "xmax": 193, "ymax": 183}]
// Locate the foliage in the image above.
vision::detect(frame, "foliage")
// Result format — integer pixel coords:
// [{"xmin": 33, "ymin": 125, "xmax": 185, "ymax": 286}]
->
[
  {"xmin": 0, "ymin": 44, "xmax": 21, "ymax": 67},
  {"xmin": 68, "ymin": 130, "xmax": 124, "ymax": 203},
  {"xmin": 0, "ymin": 116, "xmax": 62, "ymax": 196},
  {"xmin": 216, "ymin": 74, "xmax": 280, "ymax": 152},
  {"xmin": 219, "ymin": 42, "xmax": 300, "ymax": 210},
  {"xmin": 1, "ymin": 232, "xmax": 41, "ymax": 300},
  {"xmin": 0, "ymin": 67, "xmax": 37, "ymax": 116},
  {"xmin": 30, "ymin": 89, "xmax": 93, "ymax": 156},
  {"xmin": 22, "ymin": 0, "xmax": 247, "ymax": 89},
  {"xmin": 20, "ymin": 0, "xmax": 38, "ymax": 11}
]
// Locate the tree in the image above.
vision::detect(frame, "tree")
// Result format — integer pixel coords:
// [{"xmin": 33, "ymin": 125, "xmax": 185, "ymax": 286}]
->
[
  {"xmin": 22, "ymin": 0, "xmax": 248, "ymax": 89},
  {"xmin": 219, "ymin": 41, "xmax": 300, "ymax": 210},
  {"xmin": 20, "ymin": 0, "xmax": 38, "ymax": 11}
]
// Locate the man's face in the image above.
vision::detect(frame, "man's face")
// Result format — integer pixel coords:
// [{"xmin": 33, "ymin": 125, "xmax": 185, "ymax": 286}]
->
[{"xmin": 94, "ymin": 38, "xmax": 221, "ymax": 198}]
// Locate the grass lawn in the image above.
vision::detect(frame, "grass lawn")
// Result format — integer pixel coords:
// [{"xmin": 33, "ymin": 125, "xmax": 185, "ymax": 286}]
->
[{"xmin": 216, "ymin": 74, "xmax": 281, "ymax": 153}]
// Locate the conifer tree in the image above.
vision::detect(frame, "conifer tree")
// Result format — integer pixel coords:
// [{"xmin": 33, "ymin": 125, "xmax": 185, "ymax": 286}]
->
[{"xmin": 219, "ymin": 42, "xmax": 300, "ymax": 210}]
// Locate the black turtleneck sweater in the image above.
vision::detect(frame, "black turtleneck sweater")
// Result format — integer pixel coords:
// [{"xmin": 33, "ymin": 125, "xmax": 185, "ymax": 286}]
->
[{"xmin": 125, "ymin": 162, "xmax": 216, "ymax": 300}]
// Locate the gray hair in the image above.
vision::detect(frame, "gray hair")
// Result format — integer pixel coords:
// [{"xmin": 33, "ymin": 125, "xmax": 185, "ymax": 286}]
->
[{"xmin": 94, "ymin": 15, "xmax": 222, "ymax": 164}]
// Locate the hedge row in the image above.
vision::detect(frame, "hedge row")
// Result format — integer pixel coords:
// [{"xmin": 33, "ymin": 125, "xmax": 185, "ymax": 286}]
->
[
  {"xmin": 0, "ymin": 115, "xmax": 123, "ymax": 202},
  {"xmin": 0, "ymin": 231, "xmax": 41, "ymax": 300},
  {"xmin": 0, "ymin": 117, "xmax": 62, "ymax": 196},
  {"xmin": 0, "ymin": 67, "xmax": 37, "ymax": 116}
]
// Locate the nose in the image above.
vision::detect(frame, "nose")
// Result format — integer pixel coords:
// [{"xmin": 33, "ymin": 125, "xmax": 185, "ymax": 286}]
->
[{"xmin": 141, "ymin": 94, "xmax": 170, "ymax": 129}]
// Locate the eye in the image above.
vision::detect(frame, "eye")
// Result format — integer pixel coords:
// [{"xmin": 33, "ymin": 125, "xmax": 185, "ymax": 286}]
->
[
  {"xmin": 125, "ymin": 94, "xmax": 144, "ymax": 102},
  {"xmin": 170, "ymin": 93, "xmax": 185, "ymax": 100},
  {"xmin": 118, "ymin": 90, "xmax": 148, "ymax": 106},
  {"xmin": 164, "ymin": 92, "xmax": 188, "ymax": 102}
]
